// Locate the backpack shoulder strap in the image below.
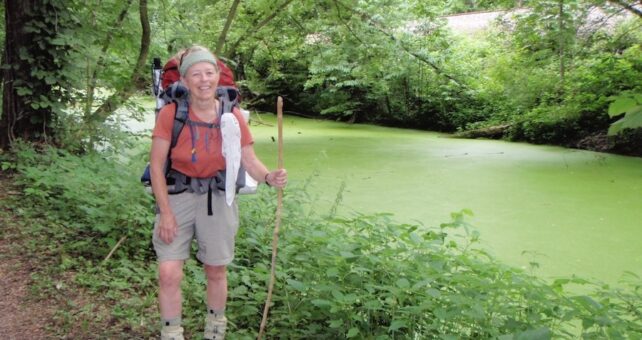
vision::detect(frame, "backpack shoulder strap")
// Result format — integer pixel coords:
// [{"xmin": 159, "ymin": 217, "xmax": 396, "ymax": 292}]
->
[
  {"xmin": 156, "ymin": 99, "xmax": 186, "ymax": 178},
  {"xmin": 164, "ymin": 99, "xmax": 189, "ymax": 177},
  {"xmin": 171, "ymin": 99, "xmax": 189, "ymax": 148}
]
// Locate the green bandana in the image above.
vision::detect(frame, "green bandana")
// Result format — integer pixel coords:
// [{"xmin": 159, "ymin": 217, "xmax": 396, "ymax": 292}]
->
[{"xmin": 179, "ymin": 50, "xmax": 218, "ymax": 76}]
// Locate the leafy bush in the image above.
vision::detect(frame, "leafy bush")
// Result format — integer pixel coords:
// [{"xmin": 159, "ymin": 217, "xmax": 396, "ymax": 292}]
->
[
  {"xmin": 507, "ymin": 105, "xmax": 581, "ymax": 145},
  {"xmin": 9, "ymin": 141, "xmax": 154, "ymax": 259},
  {"xmin": 231, "ymin": 209, "xmax": 642, "ymax": 339}
]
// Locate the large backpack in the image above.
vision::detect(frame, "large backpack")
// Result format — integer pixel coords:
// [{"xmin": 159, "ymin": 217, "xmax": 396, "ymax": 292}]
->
[{"xmin": 142, "ymin": 57, "xmax": 256, "ymax": 196}]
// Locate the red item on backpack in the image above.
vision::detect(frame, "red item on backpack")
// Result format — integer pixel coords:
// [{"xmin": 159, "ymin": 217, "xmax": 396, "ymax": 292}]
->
[{"xmin": 161, "ymin": 58, "xmax": 237, "ymax": 90}]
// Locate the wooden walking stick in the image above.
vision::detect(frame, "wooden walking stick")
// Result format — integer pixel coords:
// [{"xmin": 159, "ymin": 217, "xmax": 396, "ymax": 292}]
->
[{"xmin": 258, "ymin": 96, "xmax": 284, "ymax": 339}]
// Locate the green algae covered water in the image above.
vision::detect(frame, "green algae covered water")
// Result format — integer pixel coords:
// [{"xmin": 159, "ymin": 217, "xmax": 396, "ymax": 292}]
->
[{"xmin": 250, "ymin": 114, "xmax": 642, "ymax": 285}]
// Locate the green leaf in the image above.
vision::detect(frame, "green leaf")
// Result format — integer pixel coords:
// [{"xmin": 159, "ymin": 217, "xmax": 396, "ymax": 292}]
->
[
  {"xmin": 574, "ymin": 295, "xmax": 603, "ymax": 311},
  {"xmin": 16, "ymin": 87, "xmax": 33, "ymax": 96},
  {"xmin": 340, "ymin": 251, "xmax": 356, "ymax": 258},
  {"xmin": 426, "ymin": 288, "xmax": 441, "ymax": 298},
  {"xmin": 346, "ymin": 328, "xmax": 359, "ymax": 338},
  {"xmin": 608, "ymin": 96, "xmax": 637, "ymax": 117},
  {"xmin": 396, "ymin": 278, "xmax": 410, "ymax": 289},
  {"xmin": 45, "ymin": 75, "xmax": 58, "ymax": 85},
  {"xmin": 388, "ymin": 320, "xmax": 406, "ymax": 331},
  {"xmin": 608, "ymin": 109, "xmax": 642, "ymax": 135},
  {"xmin": 287, "ymin": 279, "xmax": 307, "ymax": 291},
  {"xmin": 364, "ymin": 300, "xmax": 381, "ymax": 309},
  {"xmin": 328, "ymin": 319, "xmax": 343, "ymax": 328},
  {"xmin": 311, "ymin": 299, "xmax": 332, "ymax": 307},
  {"xmin": 515, "ymin": 327, "xmax": 551, "ymax": 340},
  {"xmin": 231, "ymin": 285, "xmax": 248, "ymax": 296},
  {"xmin": 326, "ymin": 267, "xmax": 339, "ymax": 277},
  {"xmin": 1, "ymin": 162, "xmax": 15, "ymax": 171}
]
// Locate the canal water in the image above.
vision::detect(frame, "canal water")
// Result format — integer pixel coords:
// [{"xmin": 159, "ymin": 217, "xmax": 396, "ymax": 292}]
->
[{"xmin": 249, "ymin": 114, "xmax": 642, "ymax": 286}]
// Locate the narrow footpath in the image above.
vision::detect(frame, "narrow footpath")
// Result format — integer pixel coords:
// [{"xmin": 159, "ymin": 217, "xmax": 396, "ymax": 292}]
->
[{"xmin": 0, "ymin": 176, "xmax": 53, "ymax": 339}]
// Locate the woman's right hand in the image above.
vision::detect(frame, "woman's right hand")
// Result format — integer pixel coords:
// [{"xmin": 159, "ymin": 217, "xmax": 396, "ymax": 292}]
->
[{"xmin": 157, "ymin": 211, "xmax": 178, "ymax": 244}]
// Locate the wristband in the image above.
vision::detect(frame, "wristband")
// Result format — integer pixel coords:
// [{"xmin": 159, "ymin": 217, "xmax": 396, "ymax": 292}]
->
[{"xmin": 264, "ymin": 173, "xmax": 271, "ymax": 186}]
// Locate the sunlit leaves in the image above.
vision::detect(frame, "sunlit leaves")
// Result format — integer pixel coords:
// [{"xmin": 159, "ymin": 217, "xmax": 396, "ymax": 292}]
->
[
  {"xmin": 608, "ymin": 95, "xmax": 639, "ymax": 116},
  {"xmin": 608, "ymin": 93, "xmax": 642, "ymax": 135}
]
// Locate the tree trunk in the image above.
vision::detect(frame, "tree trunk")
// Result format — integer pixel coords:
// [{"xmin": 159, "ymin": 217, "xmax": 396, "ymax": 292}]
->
[
  {"xmin": 1, "ymin": 0, "xmax": 72, "ymax": 149},
  {"xmin": 215, "ymin": 0, "xmax": 242, "ymax": 56},
  {"xmin": 89, "ymin": 0, "xmax": 151, "ymax": 124},
  {"xmin": 558, "ymin": 0, "xmax": 565, "ymax": 92}
]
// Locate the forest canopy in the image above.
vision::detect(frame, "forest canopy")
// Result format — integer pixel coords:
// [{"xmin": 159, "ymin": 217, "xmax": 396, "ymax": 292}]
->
[{"xmin": 1, "ymin": 0, "xmax": 641, "ymax": 154}]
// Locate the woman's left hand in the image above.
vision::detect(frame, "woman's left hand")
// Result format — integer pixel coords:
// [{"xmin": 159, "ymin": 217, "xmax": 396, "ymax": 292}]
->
[{"xmin": 266, "ymin": 169, "xmax": 288, "ymax": 188}]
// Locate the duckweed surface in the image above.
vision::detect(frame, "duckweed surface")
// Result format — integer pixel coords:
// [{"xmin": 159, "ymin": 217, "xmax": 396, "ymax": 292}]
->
[{"xmin": 251, "ymin": 114, "xmax": 642, "ymax": 285}]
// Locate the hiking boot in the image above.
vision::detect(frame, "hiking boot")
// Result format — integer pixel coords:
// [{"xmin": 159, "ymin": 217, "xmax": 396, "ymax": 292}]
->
[
  {"xmin": 204, "ymin": 314, "xmax": 227, "ymax": 340},
  {"xmin": 160, "ymin": 325, "xmax": 184, "ymax": 340}
]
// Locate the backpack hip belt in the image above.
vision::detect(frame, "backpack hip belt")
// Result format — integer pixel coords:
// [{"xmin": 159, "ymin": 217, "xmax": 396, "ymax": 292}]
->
[{"xmin": 166, "ymin": 170, "xmax": 228, "ymax": 216}]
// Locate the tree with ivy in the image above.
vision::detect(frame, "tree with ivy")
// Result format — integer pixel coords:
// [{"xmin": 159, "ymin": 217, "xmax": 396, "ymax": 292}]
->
[
  {"xmin": 1, "ymin": 0, "xmax": 77, "ymax": 149},
  {"xmin": 1, "ymin": 0, "xmax": 151, "ymax": 152}
]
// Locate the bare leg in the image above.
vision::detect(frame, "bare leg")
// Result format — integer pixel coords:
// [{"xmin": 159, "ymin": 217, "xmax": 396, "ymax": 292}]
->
[
  {"xmin": 204, "ymin": 264, "xmax": 227, "ymax": 310},
  {"xmin": 159, "ymin": 260, "xmax": 184, "ymax": 319}
]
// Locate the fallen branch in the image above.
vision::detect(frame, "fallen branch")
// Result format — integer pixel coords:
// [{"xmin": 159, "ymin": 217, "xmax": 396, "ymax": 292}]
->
[
  {"xmin": 454, "ymin": 124, "xmax": 511, "ymax": 139},
  {"xmin": 102, "ymin": 235, "xmax": 127, "ymax": 264}
]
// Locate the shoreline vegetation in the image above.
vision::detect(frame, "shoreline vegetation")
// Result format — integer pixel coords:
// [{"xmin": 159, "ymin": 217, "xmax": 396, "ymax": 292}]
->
[
  {"xmin": 452, "ymin": 123, "xmax": 641, "ymax": 157},
  {"xmin": 1, "ymin": 142, "xmax": 641, "ymax": 338}
]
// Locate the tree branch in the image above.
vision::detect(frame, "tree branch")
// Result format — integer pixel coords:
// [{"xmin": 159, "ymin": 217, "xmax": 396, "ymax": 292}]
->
[
  {"xmin": 333, "ymin": 0, "xmax": 465, "ymax": 87},
  {"xmin": 84, "ymin": 0, "xmax": 134, "ymax": 120},
  {"xmin": 224, "ymin": 0, "xmax": 295, "ymax": 58},
  {"xmin": 608, "ymin": 0, "xmax": 642, "ymax": 18},
  {"xmin": 90, "ymin": 0, "xmax": 151, "ymax": 124},
  {"xmin": 215, "ymin": 0, "xmax": 242, "ymax": 55}
]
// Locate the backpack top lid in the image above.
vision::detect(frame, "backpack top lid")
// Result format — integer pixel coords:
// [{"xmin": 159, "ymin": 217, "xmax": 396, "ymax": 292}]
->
[{"xmin": 161, "ymin": 58, "xmax": 237, "ymax": 90}]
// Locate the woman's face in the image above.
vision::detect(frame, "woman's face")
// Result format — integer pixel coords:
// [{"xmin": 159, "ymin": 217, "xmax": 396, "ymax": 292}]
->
[{"xmin": 182, "ymin": 61, "xmax": 220, "ymax": 101}]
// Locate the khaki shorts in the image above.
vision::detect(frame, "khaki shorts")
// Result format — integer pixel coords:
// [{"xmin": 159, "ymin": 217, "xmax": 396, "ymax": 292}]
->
[{"xmin": 152, "ymin": 190, "xmax": 239, "ymax": 266}]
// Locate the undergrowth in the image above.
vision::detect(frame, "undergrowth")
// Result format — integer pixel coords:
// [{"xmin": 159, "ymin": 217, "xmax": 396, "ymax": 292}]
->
[{"xmin": 1, "ymin": 142, "xmax": 640, "ymax": 339}]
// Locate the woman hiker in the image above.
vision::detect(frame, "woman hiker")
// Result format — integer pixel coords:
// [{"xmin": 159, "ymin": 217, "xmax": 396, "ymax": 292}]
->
[{"xmin": 149, "ymin": 45, "xmax": 287, "ymax": 340}]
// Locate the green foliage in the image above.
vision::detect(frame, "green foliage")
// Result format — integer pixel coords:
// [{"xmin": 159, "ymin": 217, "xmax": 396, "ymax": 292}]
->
[
  {"xmin": 231, "ymin": 206, "xmax": 642, "ymax": 338},
  {"xmin": 7, "ymin": 141, "xmax": 642, "ymax": 338},
  {"xmin": 3, "ymin": 0, "xmax": 641, "ymax": 154},
  {"xmin": 437, "ymin": 0, "xmax": 525, "ymax": 15},
  {"xmin": 0, "ymin": 0, "xmax": 79, "ymax": 143},
  {"xmin": 608, "ymin": 93, "xmax": 642, "ymax": 135},
  {"xmin": 443, "ymin": 3, "xmax": 642, "ymax": 153},
  {"xmin": 10, "ymin": 141, "xmax": 154, "ymax": 258},
  {"xmin": 2, "ymin": 0, "xmax": 155, "ymax": 151},
  {"xmin": 508, "ymin": 106, "xmax": 581, "ymax": 145},
  {"xmin": 224, "ymin": 0, "xmax": 641, "ymax": 150}
]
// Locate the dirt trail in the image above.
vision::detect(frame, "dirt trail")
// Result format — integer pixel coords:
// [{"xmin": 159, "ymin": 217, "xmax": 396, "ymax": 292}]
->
[{"xmin": 0, "ymin": 178, "xmax": 53, "ymax": 339}]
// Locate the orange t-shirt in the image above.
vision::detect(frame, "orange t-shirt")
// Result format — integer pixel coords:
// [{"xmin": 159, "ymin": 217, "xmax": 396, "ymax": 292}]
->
[{"xmin": 152, "ymin": 102, "xmax": 253, "ymax": 178}]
